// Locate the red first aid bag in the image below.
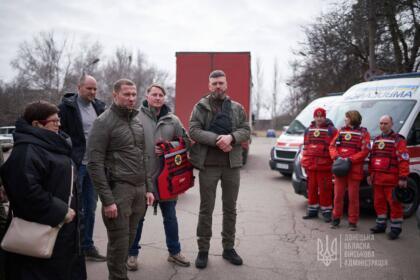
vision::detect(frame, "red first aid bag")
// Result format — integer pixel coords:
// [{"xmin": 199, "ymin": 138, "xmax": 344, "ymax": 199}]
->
[{"xmin": 156, "ymin": 138, "xmax": 195, "ymax": 200}]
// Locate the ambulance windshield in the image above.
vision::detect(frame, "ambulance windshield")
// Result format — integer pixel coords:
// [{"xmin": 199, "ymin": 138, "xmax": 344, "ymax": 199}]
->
[
  {"xmin": 328, "ymin": 100, "xmax": 416, "ymax": 137},
  {"xmin": 286, "ymin": 96, "xmax": 341, "ymax": 135}
]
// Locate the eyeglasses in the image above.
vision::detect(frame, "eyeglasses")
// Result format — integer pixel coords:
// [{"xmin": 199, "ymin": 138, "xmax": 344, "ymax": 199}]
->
[{"xmin": 38, "ymin": 118, "xmax": 60, "ymax": 126}]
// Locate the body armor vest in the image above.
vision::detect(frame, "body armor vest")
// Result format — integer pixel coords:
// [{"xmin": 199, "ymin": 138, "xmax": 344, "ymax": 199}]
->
[
  {"xmin": 303, "ymin": 126, "xmax": 332, "ymax": 158},
  {"xmin": 370, "ymin": 133, "xmax": 399, "ymax": 174},
  {"xmin": 156, "ymin": 138, "xmax": 195, "ymax": 200},
  {"xmin": 335, "ymin": 127, "xmax": 366, "ymax": 158}
]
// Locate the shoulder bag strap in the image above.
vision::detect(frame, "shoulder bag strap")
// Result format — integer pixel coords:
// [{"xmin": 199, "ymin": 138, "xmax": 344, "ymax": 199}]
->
[{"xmin": 67, "ymin": 164, "xmax": 74, "ymax": 206}]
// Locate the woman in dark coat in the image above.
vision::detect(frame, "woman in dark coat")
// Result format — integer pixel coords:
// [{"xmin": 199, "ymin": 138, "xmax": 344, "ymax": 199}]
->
[{"xmin": 0, "ymin": 101, "xmax": 83, "ymax": 280}]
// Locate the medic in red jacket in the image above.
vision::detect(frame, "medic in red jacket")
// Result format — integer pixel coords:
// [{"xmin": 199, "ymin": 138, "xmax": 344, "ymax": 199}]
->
[
  {"xmin": 368, "ymin": 115, "xmax": 409, "ymax": 240},
  {"xmin": 301, "ymin": 107, "xmax": 337, "ymax": 222},
  {"xmin": 329, "ymin": 110, "xmax": 370, "ymax": 230}
]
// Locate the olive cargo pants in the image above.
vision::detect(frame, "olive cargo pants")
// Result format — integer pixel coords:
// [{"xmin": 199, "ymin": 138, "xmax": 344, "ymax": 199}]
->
[
  {"xmin": 102, "ymin": 183, "xmax": 146, "ymax": 280},
  {"xmin": 197, "ymin": 166, "xmax": 240, "ymax": 252}
]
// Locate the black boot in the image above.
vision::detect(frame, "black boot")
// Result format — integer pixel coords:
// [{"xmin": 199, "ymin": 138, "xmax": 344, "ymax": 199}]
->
[
  {"xmin": 195, "ymin": 251, "xmax": 208, "ymax": 269},
  {"xmin": 330, "ymin": 218, "xmax": 340, "ymax": 229},
  {"xmin": 302, "ymin": 212, "xmax": 318, "ymax": 219},
  {"xmin": 370, "ymin": 225, "xmax": 386, "ymax": 234},
  {"xmin": 322, "ymin": 212, "xmax": 332, "ymax": 223},
  {"xmin": 348, "ymin": 223, "xmax": 357, "ymax": 231},
  {"xmin": 388, "ymin": 228, "xmax": 401, "ymax": 240},
  {"xmin": 222, "ymin": 249, "xmax": 243, "ymax": 265}
]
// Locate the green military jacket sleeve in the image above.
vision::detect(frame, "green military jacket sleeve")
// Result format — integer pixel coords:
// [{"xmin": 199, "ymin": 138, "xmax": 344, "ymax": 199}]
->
[
  {"xmin": 230, "ymin": 102, "xmax": 251, "ymax": 145},
  {"xmin": 87, "ymin": 118, "xmax": 115, "ymax": 206},
  {"xmin": 143, "ymin": 151, "xmax": 154, "ymax": 193},
  {"xmin": 189, "ymin": 104, "xmax": 219, "ymax": 146}
]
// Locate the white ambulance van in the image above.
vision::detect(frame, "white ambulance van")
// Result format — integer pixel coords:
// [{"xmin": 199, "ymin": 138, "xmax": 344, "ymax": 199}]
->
[
  {"xmin": 293, "ymin": 73, "xmax": 420, "ymax": 217},
  {"xmin": 269, "ymin": 95, "xmax": 342, "ymax": 177}
]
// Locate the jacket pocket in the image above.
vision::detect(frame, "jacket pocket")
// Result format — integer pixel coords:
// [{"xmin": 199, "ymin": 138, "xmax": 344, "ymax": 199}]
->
[
  {"xmin": 112, "ymin": 151, "xmax": 142, "ymax": 177},
  {"xmin": 316, "ymin": 157, "xmax": 332, "ymax": 166},
  {"xmin": 103, "ymin": 186, "xmax": 132, "ymax": 230},
  {"xmin": 371, "ymin": 157, "xmax": 391, "ymax": 171},
  {"xmin": 230, "ymin": 145, "xmax": 243, "ymax": 167},
  {"xmin": 301, "ymin": 157, "xmax": 313, "ymax": 169}
]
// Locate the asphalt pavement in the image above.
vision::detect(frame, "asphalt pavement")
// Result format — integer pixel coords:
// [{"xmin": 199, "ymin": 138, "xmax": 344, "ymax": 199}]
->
[{"xmin": 9, "ymin": 137, "xmax": 420, "ymax": 280}]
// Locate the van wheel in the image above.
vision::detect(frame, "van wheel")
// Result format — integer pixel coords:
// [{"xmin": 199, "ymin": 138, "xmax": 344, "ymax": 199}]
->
[
  {"xmin": 1, "ymin": 146, "xmax": 11, "ymax": 152},
  {"xmin": 280, "ymin": 172, "xmax": 292, "ymax": 177},
  {"xmin": 403, "ymin": 177, "xmax": 419, "ymax": 218}
]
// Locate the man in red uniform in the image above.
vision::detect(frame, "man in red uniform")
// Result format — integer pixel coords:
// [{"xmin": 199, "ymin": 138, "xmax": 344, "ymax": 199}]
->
[
  {"xmin": 301, "ymin": 108, "xmax": 337, "ymax": 222},
  {"xmin": 329, "ymin": 110, "xmax": 370, "ymax": 230},
  {"xmin": 368, "ymin": 115, "xmax": 409, "ymax": 240}
]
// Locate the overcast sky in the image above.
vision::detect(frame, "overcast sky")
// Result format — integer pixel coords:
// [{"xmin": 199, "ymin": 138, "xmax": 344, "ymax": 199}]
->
[{"xmin": 0, "ymin": 0, "xmax": 337, "ymax": 116}]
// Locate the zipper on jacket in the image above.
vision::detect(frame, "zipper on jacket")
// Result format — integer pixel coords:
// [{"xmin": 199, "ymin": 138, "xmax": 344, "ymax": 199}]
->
[{"xmin": 127, "ymin": 113, "xmax": 138, "ymax": 147}]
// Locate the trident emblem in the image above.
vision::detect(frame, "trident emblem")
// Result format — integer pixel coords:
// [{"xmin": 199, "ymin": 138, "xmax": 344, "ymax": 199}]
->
[{"xmin": 317, "ymin": 235, "xmax": 338, "ymax": 266}]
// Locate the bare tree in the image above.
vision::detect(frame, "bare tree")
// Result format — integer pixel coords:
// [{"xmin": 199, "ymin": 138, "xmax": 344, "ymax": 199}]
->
[
  {"xmin": 267, "ymin": 58, "xmax": 284, "ymax": 128},
  {"xmin": 252, "ymin": 56, "xmax": 264, "ymax": 120},
  {"xmin": 382, "ymin": 0, "xmax": 420, "ymax": 72},
  {"xmin": 99, "ymin": 47, "xmax": 134, "ymax": 103},
  {"xmin": 271, "ymin": 58, "xmax": 281, "ymax": 120},
  {"xmin": 3, "ymin": 31, "xmax": 172, "ymax": 124},
  {"xmin": 283, "ymin": 61, "xmax": 306, "ymax": 117},
  {"xmin": 100, "ymin": 47, "xmax": 171, "ymax": 105},
  {"xmin": 367, "ymin": 0, "xmax": 377, "ymax": 74},
  {"xmin": 131, "ymin": 51, "xmax": 169, "ymax": 98},
  {"xmin": 63, "ymin": 41, "xmax": 103, "ymax": 93},
  {"xmin": 10, "ymin": 31, "xmax": 72, "ymax": 97},
  {"xmin": 284, "ymin": 0, "xmax": 420, "ymax": 117}
]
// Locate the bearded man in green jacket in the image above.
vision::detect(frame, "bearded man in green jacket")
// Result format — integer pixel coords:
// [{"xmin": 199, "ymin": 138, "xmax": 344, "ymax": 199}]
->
[{"xmin": 189, "ymin": 70, "xmax": 251, "ymax": 269}]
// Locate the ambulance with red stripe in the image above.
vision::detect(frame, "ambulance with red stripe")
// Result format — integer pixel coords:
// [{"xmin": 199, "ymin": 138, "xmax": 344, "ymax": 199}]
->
[
  {"xmin": 269, "ymin": 95, "xmax": 342, "ymax": 177},
  {"xmin": 293, "ymin": 72, "xmax": 420, "ymax": 217}
]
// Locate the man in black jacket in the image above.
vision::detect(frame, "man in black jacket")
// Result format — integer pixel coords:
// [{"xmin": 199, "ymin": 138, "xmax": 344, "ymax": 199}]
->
[{"xmin": 58, "ymin": 74, "xmax": 106, "ymax": 261}]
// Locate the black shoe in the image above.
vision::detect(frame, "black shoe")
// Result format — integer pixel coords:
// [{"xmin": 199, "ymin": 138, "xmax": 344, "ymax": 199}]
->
[
  {"xmin": 195, "ymin": 251, "xmax": 208, "ymax": 269},
  {"xmin": 370, "ymin": 225, "xmax": 386, "ymax": 234},
  {"xmin": 84, "ymin": 247, "xmax": 107, "ymax": 262},
  {"xmin": 348, "ymin": 223, "xmax": 357, "ymax": 231},
  {"xmin": 302, "ymin": 213, "xmax": 318, "ymax": 220},
  {"xmin": 222, "ymin": 249, "xmax": 243, "ymax": 265},
  {"xmin": 322, "ymin": 212, "xmax": 332, "ymax": 223},
  {"xmin": 330, "ymin": 218, "xmax": 340, "ymax": 229},
  {"xmin": 388, "ymin": 229, "xmax": 401, "ymax": 240}
]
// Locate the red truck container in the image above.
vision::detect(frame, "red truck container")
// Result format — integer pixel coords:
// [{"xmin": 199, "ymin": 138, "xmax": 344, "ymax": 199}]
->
[{"xmin": 175, "ymin": 52, "xmax": 252, "ymax": 163}]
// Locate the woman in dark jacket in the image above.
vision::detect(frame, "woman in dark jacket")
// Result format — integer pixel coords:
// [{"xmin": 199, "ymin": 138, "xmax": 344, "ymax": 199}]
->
[{"xmin": 0, "ymin": 101, "xmax": 83, "ymax": 280}]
